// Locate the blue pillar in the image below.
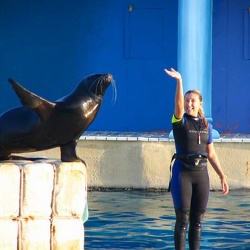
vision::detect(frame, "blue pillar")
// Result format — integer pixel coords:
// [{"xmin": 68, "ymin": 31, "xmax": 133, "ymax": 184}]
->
[{"xmin": 169, "ymin": 0, "xmax": 219, "ymax": 139}]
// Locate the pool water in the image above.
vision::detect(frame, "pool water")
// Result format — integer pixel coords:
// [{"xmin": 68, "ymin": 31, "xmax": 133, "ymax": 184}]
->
[{"xmin": 84, "ymin": 190, "xmax": 250, "ymax": 249}]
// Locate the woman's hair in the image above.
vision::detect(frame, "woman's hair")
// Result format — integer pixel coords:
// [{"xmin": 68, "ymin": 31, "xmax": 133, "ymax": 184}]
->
[{"xmin": 185, "ymin": 90, "xmax": 208, "ymax": 129}]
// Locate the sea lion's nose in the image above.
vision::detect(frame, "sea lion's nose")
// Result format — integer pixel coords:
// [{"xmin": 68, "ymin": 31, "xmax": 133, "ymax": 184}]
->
[{"xmin": 104, "ymin": 74, "xmax": 113, "ymax": 82}]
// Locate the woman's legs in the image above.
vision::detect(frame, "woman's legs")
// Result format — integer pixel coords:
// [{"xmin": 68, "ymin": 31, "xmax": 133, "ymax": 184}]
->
[
  {"xmin": 174, "ymin": 209, "xmax": 190, "ymax": 250},
  {"xmin": 171, "ymin": 164, "xmax": 192, "ymax": 249},
  {"xmin": 188, "ymin": 170, "xmax": 210, "ymax": 250},
  {"xmin": 188, "ymin": 210, "xmax": 205, "ymax": 250},
  {"xmin": 171, "ymin": 164, "xmax": 209, "ymax": 250}
]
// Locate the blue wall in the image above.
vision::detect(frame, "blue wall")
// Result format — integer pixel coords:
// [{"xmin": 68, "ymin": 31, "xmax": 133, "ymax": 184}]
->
[
  {"xmin": 212, "ymin": 0, "xmax": 250, "ymax": 133},
  {"xmin": 0, "ymin": 0, "xmax": 89, "ymax": 109},
  {"xmin": 0, "ymin": 0, "xmax": 249, "ymax": 133},
  {"xmin": 0, "ymin": 0, "xmax": 178, "ymax": 132}
]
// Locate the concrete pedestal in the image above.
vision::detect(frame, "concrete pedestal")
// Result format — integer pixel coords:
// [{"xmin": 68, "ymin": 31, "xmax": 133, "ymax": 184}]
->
[{"xmin": 0, "ymin": 160, "xmax": 87, "ymax": 250}]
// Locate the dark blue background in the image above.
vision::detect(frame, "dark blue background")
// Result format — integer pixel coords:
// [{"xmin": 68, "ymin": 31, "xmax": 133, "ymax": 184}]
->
[{"xmin": 0, "ymin": 0, "xmax": 249, "ymax": 133}]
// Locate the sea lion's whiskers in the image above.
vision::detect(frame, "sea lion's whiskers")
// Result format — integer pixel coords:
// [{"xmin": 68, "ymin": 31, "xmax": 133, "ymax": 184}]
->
[
  {"xmin": 111, "ymin": 79, "xmax": 117, "ymax": 105},
  {"xmin": 89, "ymin": 76, "xmax": 102, "ymax": 93},
  {"xmin": 95, "ymin": 78, "xmax": 103, "ymax": 95},
  {"xmin": 87, "ymin": 74, "xmax": 116, "ymax": 103}
]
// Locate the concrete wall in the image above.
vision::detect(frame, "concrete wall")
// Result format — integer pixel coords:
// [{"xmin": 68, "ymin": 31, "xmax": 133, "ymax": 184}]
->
[{"xmin": 19, "ymin": 138, "xmax": 250, "ymax": 191}]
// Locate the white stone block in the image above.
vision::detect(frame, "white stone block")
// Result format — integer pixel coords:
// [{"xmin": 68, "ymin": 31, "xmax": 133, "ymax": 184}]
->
[
  {"xmin": 20, "ymin": 219, "xmax": 51, "ymax": 250},
  {"xmin": 54, "ymin": 162, "xmax": 87, "ymax": 218},
  {"xmin": 0, "ymin": 220, "xmax": 18, "ymax": 250},
  {"xmin": 0, "ymin": 163, "xmax": 21, "ymax": 217},
  {"xmin": 52, "ymin": 219, "xmax": 84, "ymax": 250},
  {"xmin": 22, "ymin": 163, "xmax": 54, "ymax": 217}
]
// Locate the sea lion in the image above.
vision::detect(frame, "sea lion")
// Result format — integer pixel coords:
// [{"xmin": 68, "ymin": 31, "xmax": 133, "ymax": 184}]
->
[{"xmin": 0, "ymin": 73, "xmax": 115, "ymax": 162}]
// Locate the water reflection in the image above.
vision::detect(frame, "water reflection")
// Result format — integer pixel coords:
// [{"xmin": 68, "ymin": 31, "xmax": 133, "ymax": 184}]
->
[{"xmin": 85, "ymin": 190, "xmax": 250, "ymax": 249}]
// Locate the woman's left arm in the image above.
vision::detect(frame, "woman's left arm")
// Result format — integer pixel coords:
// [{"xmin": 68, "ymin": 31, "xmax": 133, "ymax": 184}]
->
[{"xmin": 207, "ymin": 142, "xmax": 229, "ymax": 195}]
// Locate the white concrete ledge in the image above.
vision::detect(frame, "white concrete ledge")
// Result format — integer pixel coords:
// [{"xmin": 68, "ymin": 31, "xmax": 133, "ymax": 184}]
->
[
  {"xmin": 18, "ymin": 133, "xmax": 250, "ymax": 191},
  {"xmin": 80, "ymin": 131, "xmax": 250, "ymax": 143}
]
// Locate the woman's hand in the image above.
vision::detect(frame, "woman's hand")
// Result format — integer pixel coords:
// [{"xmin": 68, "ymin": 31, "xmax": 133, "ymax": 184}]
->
[
  {"xmin": 221, "ymin": 175, "xmax": 229, "ymax": 195},
  {"xmin": 164, "ymin": 67, "xmax": 184, "ymax": 118},
  {"xmin": 164, "ymin": 68, "xmax": 182, "ymax": 80},
  {"xmin": 207, "ymin": 143, "xmax": 229, "ymax": 195}
]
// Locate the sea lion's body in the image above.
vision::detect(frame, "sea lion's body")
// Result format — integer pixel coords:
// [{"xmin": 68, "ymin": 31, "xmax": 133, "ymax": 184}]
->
[{"xmin": 0, "ymin": 73, "xmax": 113, "ymax": 161}]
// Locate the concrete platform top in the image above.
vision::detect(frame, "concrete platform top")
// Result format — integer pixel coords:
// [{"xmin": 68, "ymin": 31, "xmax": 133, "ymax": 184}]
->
[{"xmin": 80, "ymin": 131, "xmax": 250, "ymax": 143}]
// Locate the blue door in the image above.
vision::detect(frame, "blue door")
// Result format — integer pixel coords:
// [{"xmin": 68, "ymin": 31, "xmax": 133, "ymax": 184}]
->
[
  {"xmin": 213, "ymin": 0, "xmax": 250, "ymax": 133},
  {"xmin": 89, "ymin": 0, "xmax": 178, "ymax": 132}
]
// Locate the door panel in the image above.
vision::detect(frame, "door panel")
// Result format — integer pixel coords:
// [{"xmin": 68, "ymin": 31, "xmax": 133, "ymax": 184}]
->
[
  {"xmin": 213, "ymin": 0, "xmax": 250, "ymax": 133},
  {"xmin": 122, "ymin": 0, "xmax": 178, "ymax": 131}
]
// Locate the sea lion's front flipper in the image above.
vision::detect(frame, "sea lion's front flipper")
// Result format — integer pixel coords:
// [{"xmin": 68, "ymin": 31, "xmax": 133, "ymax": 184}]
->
[
  {"xmin": 60, "ymin": 140, "xmax": 86, "ymax": 164},
  {"xmin": 8, "ymin": 78, "xmax": 55, "ymax": 121}
]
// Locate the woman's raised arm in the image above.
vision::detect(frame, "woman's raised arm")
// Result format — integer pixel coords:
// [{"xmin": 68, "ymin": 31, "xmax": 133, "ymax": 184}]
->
[{"xmin": 164, "ymin": 68, "xmax": 184, "ymax": 119}]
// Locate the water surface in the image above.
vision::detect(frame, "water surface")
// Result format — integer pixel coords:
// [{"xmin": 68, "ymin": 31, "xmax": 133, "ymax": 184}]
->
[{"xmin": 85, "ymin": 190, "xmax": 250, "ymax": 249}]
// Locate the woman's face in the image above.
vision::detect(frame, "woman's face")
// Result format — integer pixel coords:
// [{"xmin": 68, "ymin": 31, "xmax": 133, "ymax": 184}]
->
[{"xmin": 184, "ymin": 92, "xmax": 202, "ymax": 117}]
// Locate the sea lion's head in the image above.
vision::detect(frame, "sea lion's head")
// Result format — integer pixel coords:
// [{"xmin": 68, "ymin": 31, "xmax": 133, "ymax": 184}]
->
[{"xmin": 78, "ymin": 73, "xmax": 117, "ymax": 102}]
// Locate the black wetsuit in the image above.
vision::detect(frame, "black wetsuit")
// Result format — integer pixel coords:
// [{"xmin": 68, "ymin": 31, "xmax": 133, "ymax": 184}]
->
[{"xmin": 170, "ymin": 113, "xmax": 212, "ymax": 250}]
